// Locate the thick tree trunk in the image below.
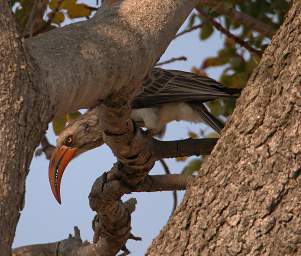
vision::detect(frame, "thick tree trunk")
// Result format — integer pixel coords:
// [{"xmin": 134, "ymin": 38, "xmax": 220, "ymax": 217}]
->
[
  {"xmin": 147, "ymin": 1, "xmax": 301, "ymax": 255},
  {"xmin": 0, "ymin": 1, "xmax": 52, "ymax": 255},
  {"xmin": 25, "ymin": 0, "xmax": 198, "ymax": 115}
]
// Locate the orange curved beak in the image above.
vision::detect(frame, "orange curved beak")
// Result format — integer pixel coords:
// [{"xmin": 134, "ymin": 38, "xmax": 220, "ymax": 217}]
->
[{"xmin": 48, "ymin": 146, "xmax": 77, "ymax": 204}]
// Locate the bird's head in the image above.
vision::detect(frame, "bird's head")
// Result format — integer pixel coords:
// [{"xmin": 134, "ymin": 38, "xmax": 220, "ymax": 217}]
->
[{"xmin": 49, "ymin": 108, "xmax": 103, "ymax": 204}]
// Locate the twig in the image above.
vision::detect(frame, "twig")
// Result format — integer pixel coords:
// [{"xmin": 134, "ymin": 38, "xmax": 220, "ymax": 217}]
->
[
  {"xmin": 196, "ymin": 8, "xmax": 263, "ymax": 58},
  {"xmin": 156, "ymin": 56, "xmax": 187, "ymax": 66},
  {"xmin": 175, "ymin": 23, "xmax": 204, "ymax": 38},
  {"xmin": 159, "ymin": 160, "xmax": 178, "ymax": 214},
  {"xmin": 198, "ymin": 0, "xmax": 275, "ymax": 38}
]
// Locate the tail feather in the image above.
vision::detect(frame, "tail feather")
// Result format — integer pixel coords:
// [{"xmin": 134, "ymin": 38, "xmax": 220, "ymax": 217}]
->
[{"xmin": 188, "ymin": 102, "xmax": 224, "ymax": 134}]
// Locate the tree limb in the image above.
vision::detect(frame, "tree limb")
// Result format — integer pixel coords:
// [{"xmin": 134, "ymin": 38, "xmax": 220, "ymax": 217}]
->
[
  {"xmin": 134, "ymin": 174, "xmax": 195, "ymax": 192},
  {"xmin": 156, "ymin": 56, "xmax": 187, "ymax": 66},
  {"xmin": 174, "ymin": 23, "xmax": 204, "ymax": 38},
  {"xmin": 1, "ymin": 0, "xmax": 200, "ymax": 254},
  {"xmin": 25, "ymin": 0, "xmax": 199, "ymax": 115},
  {"xmin": 36, "ymin": 134, "xmax": 218, "ymax": 161},
  {"xmin": 198, "ymin": 0, "xmax": 275, "ymax": 38},
  {"xmin": 196, "ymin": 7, "xmax": 263, "ymax": 58},
  {"xmin": 153, "ymin": 137, "xmax": 218, "ymax": 159},
  {"xmin": 12, "ymin": 173, "xmax": 193, "ymax": 256},
  {"xmin": 13, "ymin": 227, "xmax": 84, "ymax": 256},
  {"xmin": 86, "ymin": 98, "xmax": 198, "ymax": 254}
]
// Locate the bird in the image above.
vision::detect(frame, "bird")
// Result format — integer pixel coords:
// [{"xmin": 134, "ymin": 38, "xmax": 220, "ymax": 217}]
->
[{"xmin": 49, "ymin": 68, "xmax": 240, "ymax": 203}]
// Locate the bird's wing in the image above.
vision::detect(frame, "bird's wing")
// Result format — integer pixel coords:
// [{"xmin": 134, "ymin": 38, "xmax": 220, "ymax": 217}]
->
[{"xmin": 132, "ymin": 68, "xmax": 240, "ymax": 108}]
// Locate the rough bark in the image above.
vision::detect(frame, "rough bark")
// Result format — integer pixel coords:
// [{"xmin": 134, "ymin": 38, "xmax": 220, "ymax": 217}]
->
[
  {"xmin": 0, "ymin": 1, "xmax": 52, "ymax": 255},
  {"xmin": 1, "ymin": 0, "xmax": 198, "ymax": 254},
  {"xmin": 25, "ymin": 0, "xmax": 198, "ymax": 115},
  {"xmin": 147, "ymin": 1, "xmax": 301, "ymax": 255}
]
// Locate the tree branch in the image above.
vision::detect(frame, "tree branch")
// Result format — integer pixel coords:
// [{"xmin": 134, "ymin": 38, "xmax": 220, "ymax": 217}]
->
[
  {"xmin": 134, "ymin": 174, "xmax": 194, "ymax": 192},
  {"xmin": 156, "ymin": 56, "xmax": 187, "ymax": 66},
  {"xmin": 175, "ymin": 23, "xmax": 204, "ymax": 38},
  {"xmin": 196, "ymin": 7, "xmax": 263, "ymax": 58},
  {"xmin": 2, "ymin": 0, "xmax": 204, "ymax": 254},
  {"xmin": 25, "ymin": 0, "xmax": 199, "ymax": 115},
  {"xmin": 86, "ymin": 98, "xmax": 200, "ymax": 254},
  {"xmin": 13, "ymin": 227, "xmax": 85, "ymax": 256},
  {"xmin": 153, "ymin": 137, "xmax": 218, "ymax": 159},
  {"xmin": 198, "ymin": 0, "xmax": 275, "ymax": 38},
  {"xmin": 12, "ymin": 173, "xmax": 193, "ymax": 256}
]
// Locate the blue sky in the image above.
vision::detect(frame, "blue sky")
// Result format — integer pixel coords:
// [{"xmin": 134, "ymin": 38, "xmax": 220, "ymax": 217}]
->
[{"xmin": 13, "ymin": 8, "xmax": 224, "ymax": 255}]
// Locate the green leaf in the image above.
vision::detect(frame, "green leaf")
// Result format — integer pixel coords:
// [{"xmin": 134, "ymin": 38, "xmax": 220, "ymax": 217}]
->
[
  {"xmin": 207, "ymin": 100, "xmax": 222, "ymax": 116},
  {"xmin": 49, "ymin": 11, "xmax": 65, "ymax": 25},
  {"xmin": 188, "ymin": 131, "xmax": 198, "ymax": 139},
  {"xmin": 66, "ymin": 111, "xmax": 82, "ymax": 122},
  {"xmin": 176, "ymin": 156, "xmax": 187, "ymax": 162},
  {"xmin": 200, "ymin": 22, "xmax": 214, "ymax": 40},
  {"xmin": 182, "ymin": 159, "xmax": 202, "ymax": 175},
  {"xmin": 52, "ymin": 115, "xmax": 67, "ymax": 135},
  {"xmin": 206, "ymin": 132, "xmax": 219, "ymax": 138},
  {"xmin": 66, "ymin": 3, "xmax": 93, "ymax": 19},
  {"xmin": 229, "ymin": 56, "xmax": 245, "ymax": 72},
  {"xmin": 61, "ymin": 0, "xmax": 76, "ymax": 9},
  {"xmin": 49, "ymin": 0, "xmax": 60, "ymax": 10},
  {"xmin": 188, "ymin": 13, "xmax": 197, "ymax": 27}
]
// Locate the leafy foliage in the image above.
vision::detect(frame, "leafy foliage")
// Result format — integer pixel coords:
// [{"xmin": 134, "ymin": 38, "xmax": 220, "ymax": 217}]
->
[
  {"xmin": 182, "ymin": 158, "xmax": 202, "ymax": 175},
  {"xmin": 192, "ymin": 0, "xmax": 290, "ymax": 92}
]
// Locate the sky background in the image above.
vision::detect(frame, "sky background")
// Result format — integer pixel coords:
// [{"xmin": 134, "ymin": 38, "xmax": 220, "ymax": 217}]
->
[{"xmin": 13, "ymin": 4, "xmax": 224, "ymax": 255}]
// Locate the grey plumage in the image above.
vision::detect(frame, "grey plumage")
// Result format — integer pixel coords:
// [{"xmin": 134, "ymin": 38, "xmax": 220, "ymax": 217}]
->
[{"xmin": 132, "ymin": 68, "xmax": 240, "ymax": 134}]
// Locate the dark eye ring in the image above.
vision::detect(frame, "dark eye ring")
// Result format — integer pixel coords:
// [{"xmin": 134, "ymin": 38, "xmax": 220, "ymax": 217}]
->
[{"xmin": 64, "ymin": 135, "xmax": 73, "ymax": 147}]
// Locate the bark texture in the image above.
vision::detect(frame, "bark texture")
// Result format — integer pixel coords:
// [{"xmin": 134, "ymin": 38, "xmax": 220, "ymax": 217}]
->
[
  {"xmin": 147, "ymin": 1, "xmax": 301, "ymax": 255},
  {"xmin": 1, "ymin": 0, "xmax": 198, "ymax": 254},
  {"xmin": 25, "ymin": 0, "xmax": 198, "ymax": 115},
  {"xmin": 0, "ymin": 1, "xmax": 52, "ymax": 255}
]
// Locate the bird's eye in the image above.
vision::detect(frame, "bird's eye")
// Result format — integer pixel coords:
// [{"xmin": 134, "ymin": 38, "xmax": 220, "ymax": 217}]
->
[{"xmin": 64, "ymin": 136, "xmax": 73, "ymax": 147}]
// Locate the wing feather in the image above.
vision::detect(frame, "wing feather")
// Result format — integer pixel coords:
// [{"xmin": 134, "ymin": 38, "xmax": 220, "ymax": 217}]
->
[{"xmin": 132, "ymin": 68, "xmax": 240, "ymax": 108}]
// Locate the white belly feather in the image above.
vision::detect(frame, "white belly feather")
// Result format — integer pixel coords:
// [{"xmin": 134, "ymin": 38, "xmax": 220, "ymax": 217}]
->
[{"xmin": 131, "ymin": 102, "xmax": 202, "ymax": 133}]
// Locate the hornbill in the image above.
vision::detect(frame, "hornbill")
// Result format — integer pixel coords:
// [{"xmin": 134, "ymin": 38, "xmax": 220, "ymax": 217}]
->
[{"xmin": 49, "ymin": 68, "xmax": 240, "ymax": 203}]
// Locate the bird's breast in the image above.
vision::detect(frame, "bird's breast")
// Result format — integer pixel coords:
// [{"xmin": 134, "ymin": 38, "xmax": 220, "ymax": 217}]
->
[{"xmin": 131, "ymin": 102, "xmax": 202, "ymax": 134}]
